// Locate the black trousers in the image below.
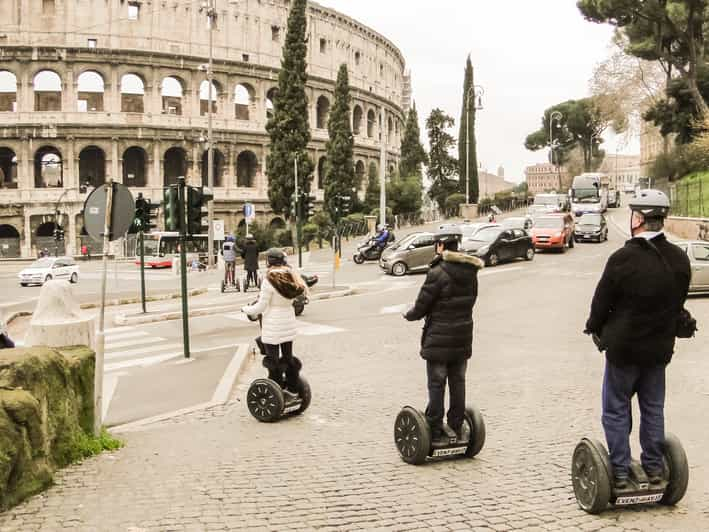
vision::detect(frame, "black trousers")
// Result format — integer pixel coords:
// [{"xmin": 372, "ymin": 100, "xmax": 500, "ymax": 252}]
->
[
  {"xmin": 263, "ymin": 342, "xmax": 301, "ymax": 392},
  {"xmin": 425, "ymin": 359, "xmax": 467, "ymax": 433},
  {"xmin": 245, "ymin": 269, "xmax": 259, "ymax": 288}
]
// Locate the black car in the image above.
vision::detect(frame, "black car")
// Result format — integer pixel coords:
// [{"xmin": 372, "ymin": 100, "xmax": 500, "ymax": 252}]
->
[
  {"xmin": 465, "ymin": 227, "xmax": 535, "ymax": 266},
  {"xmin": 574, "ymin": 213, "xmax": 608, "ymax": 243}
]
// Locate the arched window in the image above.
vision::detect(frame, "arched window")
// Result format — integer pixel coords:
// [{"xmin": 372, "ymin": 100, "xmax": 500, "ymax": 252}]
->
[
  {"xmin": 316, "ymin": 96, "xmax": 330, "ymax": 129},
  {"xmin": 35, "ymin": 221, "xmax": 64, "ymax": 255},
  {"xmin": 199, "ymin": 80, "xmax": 219, "ymax": 116},
  {"xmin": 352, "ymin": 105, "xmax": 363, "ymax": 136},
  {"xmin": 123, "ymin": 147, "xmax": 147, "ymax": 187},
  {"xmin": 355, "ymin": 160, "xmax": 365, "ymax": 188},
  {"xmin": 0, "ymin": 224, "xmax": 21, "ymax": 258},
  {"xmin": 121, "ymin": 73, "xmax": 145, "ymax": 113},
  {"xmin": 161, "ymin": 76, "xmax": 184, "ymax": 115},
  {"xmin": 77, "ymin": 71, "xmax": 104, "ymax": 112},
  {"xmin": 234, "ymin": 84, "xmax": 254, "ymax": 120},
  {"xmin": 0, "ymin": 148, "xmax": 18, "ymax": 189},
  {"xmin": 201, "ymin": 149, "xmax": 225, "ymax": 188},
  {"xmin": 79, "ymin": 146, "xmax": 106, "ymax": 188},
  {"xmin": 269, "ymin": 217, "xmax": 286, "ymax": 230},
  {"xmin": 266, "ymin": 87, "xmax": 278, "ymax": 120},
  {"xmin": 367, "ymin": 109, "xmax": 376, "ymax": 138},
  {"xmin": 34, "ymin": 146, "xmax": 63, "ymax": 188},
  {"xmin": 33, "ymin": 70, "xmax": 62, "ymax": 111},
  {"xmin": 0, "ymin": 71, "xmax": 17, "ymax": 112},
  {"xmin": 164, "ymin": 147, "xmax": 187, "ymax": 186},
  {"xmin": 236, "ymin": 151, "xmax": 258, "ymax": 187},
  {"xmin": 317, "ymin": 156, "xmax": 327, "ymax": 190}
]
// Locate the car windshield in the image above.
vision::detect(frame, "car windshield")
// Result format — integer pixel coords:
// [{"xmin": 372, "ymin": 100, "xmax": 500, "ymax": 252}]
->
[
  {"xmin": 578, "ymin": 214, "xmax": 602, "ymax": 225},
  {"xmin": 30, "ymin": 259, "xmax": 53, "ymax": 268},
  {"xmin": 470, "ymin": 227, "xmax": 502, "ymax": 242},
  {"xmin": 573, "ymin": 188, "xmax": 599, "ymax": 203},
  {"xmin": 535, "ymin": 217, "xmax": 564, "ymax": 229},
  {"xmin": 503, "ymin": 218, "xmax": 523, "ymax": 227},
  {"xmin": 395, "ymin": 234, "xmax": 419, "ymax": 248},
  {"xmin": 144, "ymin": 240, "xmax": 160, "ymax": 256}
]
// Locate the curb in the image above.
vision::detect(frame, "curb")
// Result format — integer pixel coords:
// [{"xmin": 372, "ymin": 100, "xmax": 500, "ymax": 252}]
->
[
  {"xmin": 114, "ymin": 286, "xmax": 355, "ymax": 326},
  {"xmin": 110, "ymin": 343, "xmax": 252, "ymax": 433},
  {"xmin": 80, "ymin": 287, "xmax": 208, "ymax": 310},
  {"xmin": 5, "ymin": 311, "xmax": 32, "ymax": 326}
]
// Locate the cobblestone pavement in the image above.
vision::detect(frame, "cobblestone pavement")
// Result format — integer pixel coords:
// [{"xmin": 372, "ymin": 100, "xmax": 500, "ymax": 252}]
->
[{"xmin": 1, "ymin": 224, "xmax": 708, "ymax": 531}]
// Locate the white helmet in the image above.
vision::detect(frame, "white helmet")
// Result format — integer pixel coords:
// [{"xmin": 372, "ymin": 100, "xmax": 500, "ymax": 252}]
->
[{"xmin": 628, "ymin": 189, "xmax": 670, "ymax": 219}]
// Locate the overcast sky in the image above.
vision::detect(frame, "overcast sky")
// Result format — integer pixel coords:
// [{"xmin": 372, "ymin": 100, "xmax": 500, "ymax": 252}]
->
[{"xmin": 317, "ymin": 0, "xmax": 635, "ymax": 183}]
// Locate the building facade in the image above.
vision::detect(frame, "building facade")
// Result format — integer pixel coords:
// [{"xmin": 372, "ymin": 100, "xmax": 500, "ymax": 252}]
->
[
  {"xmin": 524, "ymin": 163, "xmax": 568, "ymax": 196},
  {"xmin": 599, "ymin": 154, "xmax": 641, "ymax": 191},
  {"xmin": 639, "ymin": 121, "xmax": 669, "ymax": 177},
  {"xmin": 0, "ymin": 0, "xmax": 407, "ymax": 258}
]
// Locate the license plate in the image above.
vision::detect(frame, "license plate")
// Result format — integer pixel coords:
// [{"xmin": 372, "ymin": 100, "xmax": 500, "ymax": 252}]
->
[
  {"xmin": 432, "ymin": 446, "xmax": 467, "ymax": 458},
  {"xmin": 615, "ymin": 493, "xmax": 663, "ymax": 505}
]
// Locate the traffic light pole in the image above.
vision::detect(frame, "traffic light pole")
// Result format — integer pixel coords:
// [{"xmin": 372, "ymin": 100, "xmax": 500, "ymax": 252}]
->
[
  {"xmin": 294, "ymin": 156, "xmax": 302, "ymax": 268},
  {"xmin": 177, "ymin": 177, "xmax": 191, "ymax": 359},
  {"xmin": 139, "ymin": 230, "xmax": 146, "ymax": 313}
]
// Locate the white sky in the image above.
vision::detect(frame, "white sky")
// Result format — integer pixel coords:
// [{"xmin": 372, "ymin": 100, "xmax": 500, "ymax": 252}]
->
[{"xmin": 316, "ymin": 0, "xmax": 638, "ymax": 183}]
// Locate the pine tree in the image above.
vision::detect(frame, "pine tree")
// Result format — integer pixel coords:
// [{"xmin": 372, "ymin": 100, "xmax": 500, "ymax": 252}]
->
[
  {"xmin": 399, "ymin": 103, "xmax": 427, "ymax": 179},
  {"xmin": 427, "ymin": 108, "xmax": 459, "ymax": 210},
  {"xmin": 324, "ymin": 64, "xmax": 355, "ymax": 221},
  {"xmin": 265, "ymin": 0, "xmax": 314, "ymax": 218},
  {"xmin": 458, "ymin": 55, "xmax": 479, "ymax": 203}
]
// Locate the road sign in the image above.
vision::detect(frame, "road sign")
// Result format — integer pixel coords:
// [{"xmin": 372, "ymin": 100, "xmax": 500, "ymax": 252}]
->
[
  {"xmin": 83, "ymin": 183, "xmax": 135, "ymax": 242},
  {"xmin": 244, "ymin": 202, "xmax": 255, "ymax": 221},
  {"xmin": 213, "ymin": 219, "xmax": 225, "ymax": 241}
]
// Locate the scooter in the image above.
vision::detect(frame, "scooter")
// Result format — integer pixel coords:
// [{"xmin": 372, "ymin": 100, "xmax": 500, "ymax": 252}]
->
[
  {"xmin": 294, "ymin": 273, "xmax": 319, "ymax": 316},
  {"xmin": 353, "ymin": 237, "xmax": 385, "ymax": 264},
  {"xmin": 394, "ymin": 405, "xmax": 486, "ymax": 465}
]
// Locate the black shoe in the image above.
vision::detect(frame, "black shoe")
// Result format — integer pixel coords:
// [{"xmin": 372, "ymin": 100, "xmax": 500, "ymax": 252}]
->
[
  {"xmin": 614, "ymin": 476, "xmax": 629, "ymax": 490},
  {"xmin": 430, "ymin": 427, "xmax": 444, "ymax": 442},
  {"xmin": 645, "ymin": 470, "xmax": 663, "ymax": 485}
]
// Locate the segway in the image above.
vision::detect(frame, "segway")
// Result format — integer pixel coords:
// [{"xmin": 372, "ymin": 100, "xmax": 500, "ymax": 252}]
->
[
  {"xmin": 571, "ymin": 434, "xmax": 689, "ymax": 514},
  {"xmin": 241, "ymin": 271, "xmax": 262, "ymax": 293},
  {"xmin": 220, "ymin": 265, "xmax": 241, "ymax": 294},
  {"xmin": 394, "ymin": 405, "xmax": 485, "ymax": 465}
]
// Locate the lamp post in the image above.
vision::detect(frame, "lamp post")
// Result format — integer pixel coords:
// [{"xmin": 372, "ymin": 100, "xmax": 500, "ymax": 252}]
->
[
  {"xmin": 465, "ymin": 84, "xmax": 484, "ymax": 204},
  {"xmin": 549, "ymin": 111, "xmax": 563, "ymax": 189},
  {"xmin": 201, "ymin": 0, "xmax": 217, "ymax": 268}
]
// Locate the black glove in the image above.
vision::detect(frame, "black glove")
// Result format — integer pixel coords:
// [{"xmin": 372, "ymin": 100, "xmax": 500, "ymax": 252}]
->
[{"xmin": 591, "ymin": 333, "xmax": 605, "ymax": 352}]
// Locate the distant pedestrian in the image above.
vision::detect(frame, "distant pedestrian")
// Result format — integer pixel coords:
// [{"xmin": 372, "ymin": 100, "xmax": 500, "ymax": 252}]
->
[
  {"xmin": 241, "ymin": 234, "xmax": 260, "ymax": 290},
  {"xmin": 222, "ymin": 236, "xmax": 237, "ymax": 286}
]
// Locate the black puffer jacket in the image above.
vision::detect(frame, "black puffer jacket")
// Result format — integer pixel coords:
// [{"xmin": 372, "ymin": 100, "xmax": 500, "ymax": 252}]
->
[
  {"xmin": 585, "ymin": 234, "xmax": 691, "ymax": 367},
  {"xmin": 404, "ymin": 251, "xmax": 484, "ymax": 363},
  {"xmin": 241, "ymin": 239, "xmax": 260, "ymax": 271}
]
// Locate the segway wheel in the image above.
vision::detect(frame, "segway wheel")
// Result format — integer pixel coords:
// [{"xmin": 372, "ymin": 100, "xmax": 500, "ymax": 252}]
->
[
  {"xmin": 571, "ymin": 438, "xmax": 612, "ymax": 514},
  {"xmin": 247, "ymin": 379, "xmax": 284, "ymax": 423},
  {"xmin": 394, "ymin": 406, "xmax": 431, "ymax": 465},
  {"xmin": 295, "ymin": 376, "xmax": 311, "ymax": 415},
  {"xmin": 660, "ymin": 433, "xmax": 689, "ymax": 506},
  {"xmin": 293, "ymin": 299, "xmax": 305, "ymax": 316},
  {"xmin": 353, "ymin": 253, "xmax": 365, "ymax": 265},
  {"xmin": 463, "ymin": 407, "xmax": 486, "ymax": 458}
]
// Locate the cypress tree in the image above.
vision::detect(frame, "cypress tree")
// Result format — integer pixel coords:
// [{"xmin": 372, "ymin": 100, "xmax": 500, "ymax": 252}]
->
[
  {"xmin": 324, "ymin": 64, "xmax": 355, "ymax": 221},
  {"xmin": 399, "ymin": 103, "xmax": 427, "ymax": 180},
  {"xmin": 458, "ymin": 55, "xmax": 479, "ymax": 203},
  {"xmin": 265, "ymin": 0, "xmax": 314, "ymax": 218}
]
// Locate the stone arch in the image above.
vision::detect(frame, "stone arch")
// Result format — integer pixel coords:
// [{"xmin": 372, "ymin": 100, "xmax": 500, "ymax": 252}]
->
[
  {"xmin": 34, "ymin": 145, "xmax": 63, "ymax": 188},
  {"xmin": 164, "ymin": 146, "xmax": 187, "ymax": 186},
  {"xmin": 123, "ymin": 146, "xmax": 147, "ymax": 187},
  {"xmin": 201, "ymin": 149, "xmax": 226, "ymax": 188},
  {"xmin": 317, "ymin": 156, "xmax": 327, "ymax": 190},
  {"xmin": 35, "ymin": 220, "xmax": 65, "ymax": 256},
  {"xmin": 79, "ymin": 146, "xmax": 106, "ymax": 189},
  {"xmin": 0, "ymin": 147, "xmax": 18, "ymax": 189},
  {"xmin": 33, "ymin": 70, "xmax": 62, "ymax": 111},
  {"xmin": 236, "ymin": 150, "xmax": 258, "ymax": 187},
  {"xmin": 199, "ymin": 80, "xmax": 220, "ymax": 116},
  {"xmin": 0, "ymin": 71, "xmax": 17, "ymax": 112},
  {"xmin": 352, "ymin": 105, "xmax": 363, "ymax": 136},
  {"xmin": 266, "ymin": 87, "xmax": 278, "ymax": 120},
  {"xmin": 388, "ymin": 116, "xmax": 394, "ymax": 144},
  {"xmin": 269, "ymin": 217, "xmax": 286, "ymax": 230},
  {"xmin": 234, "ymin": 83, "xmax": 255, "ymax": 120},
  {"xmin": 355, "ymin": 159, "xmax": 365, "ymax": 188},
  {"xmin": 161, "ymin": 76, "xmax": 184, "ymax": 115},
  {"xmin": 120, "ymin": 73, "xmax": 145, "ymax": 113},
  {"xmin": 0, "ymin": 224, "xmax": 20, "ymax": 258},
  {"xmin": 316, "ymin": 95, "xmax": 330, "ymax": 129},
  {"xmin": 77, "ymin": 70, "xmax": 104, "ymax": 112},
  {"xmin": 367, "ymin": 109, "xmax": 376, "ymax": 138}
]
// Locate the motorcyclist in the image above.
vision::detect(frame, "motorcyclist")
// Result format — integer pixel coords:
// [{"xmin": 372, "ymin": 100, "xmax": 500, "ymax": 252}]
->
[
  {"xmin": 242, "ymin": 248, "xmax": 307, "ymax": 394},
  {"xmin": 584, "ymin": 189, "xmax": 691, "ymax": 489},
  {"xmin": 403, "ymin": 229, "xmax": 485, "ymax": 440},
  {"xmin": 373, "ymin": 224, "xmax": 390, "ymax": 250},
  {"xmin": 222, "ymin": 235, "xmax": 237, "ymax": 286},
  {"xmin": 241, "ymin": 233, "xmax": 260, "ymax": 290}
]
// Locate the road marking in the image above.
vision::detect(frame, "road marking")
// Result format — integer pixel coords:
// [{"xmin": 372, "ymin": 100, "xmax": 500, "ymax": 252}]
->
[
  {"xmin": 102, "ymin": 372, "xmax": 127, "ymax": 421},
  {"xmin": 380, "ymin": 304, "xmax": 409, "ymax": 314},
  {"xmin": 103, "ymin": 329, "xmax": 149, "ymax": 341},
  {"xmin": 298, "ymin": 322, "xmax": 344, "ymax": 336},
  {"xmin": 479, "ymin": 266, "xmax": 523, "ymax": 277},
  {"xmin": 105, "ymin": 352, "xmax": 183, "ymax": 372},
  {"xmin": 211, "ymin": 344, "xmax": 250, "ymax": 404},
  {"xmin": 105, "ymin": 342, "xmax": 184, "ymax": 360},
  {"xmin": 105, "ymin": 336, "xmax": 164, "ymax": 350}
]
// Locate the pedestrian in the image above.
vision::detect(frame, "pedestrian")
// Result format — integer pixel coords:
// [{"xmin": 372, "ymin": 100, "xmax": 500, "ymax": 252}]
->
[
  {"xmin": 584, "ymin": 189, "xmax": 694, "ymax": 490},
  {"xmin": 241, "ymin": 233, "xmax": 260, "ymax": 290},
  {"xmin": 222, "ymin": 235, "xmax": 237, "ymax": 287},
  {"xmin": 403, "ymin": 229, "xmax": 484, "ymax": 440},
  {"xmin": 242, "ymin": 248, "xmax": 306, "ymax": 395}
]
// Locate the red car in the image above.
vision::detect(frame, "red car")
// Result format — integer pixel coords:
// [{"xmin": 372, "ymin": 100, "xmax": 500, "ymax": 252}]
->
[{"xmin": 531, "ymin": 213, "xmax": 575, "ymax": 252}]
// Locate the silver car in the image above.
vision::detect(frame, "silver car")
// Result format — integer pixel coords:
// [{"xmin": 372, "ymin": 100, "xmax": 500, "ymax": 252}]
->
[
  {"xmin": 380, "ymin": 232, "xmax": 435, "ymax": 276},
  {"xmin": 676, "ymin": 241, "xmax": 709, "ymax": 293},
  {"xmin": 18, "ymin": 256, "xmax": 80, "ymax": 286}
]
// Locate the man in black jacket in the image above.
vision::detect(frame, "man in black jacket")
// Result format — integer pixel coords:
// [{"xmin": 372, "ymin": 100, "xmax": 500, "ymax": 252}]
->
[
  {"xmin": 241, "ymin": 234, "xmax": 260, "ymax": 290},
  {"xmin": 404, "ymin": 229, "xmax": 484, "ymax": 440},
  {"xmin": 585, "ymin": 190, "xmax": 691, "ymax": 489}
]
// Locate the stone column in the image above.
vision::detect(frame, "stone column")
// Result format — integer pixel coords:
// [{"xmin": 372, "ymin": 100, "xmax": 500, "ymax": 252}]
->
[
  {"xmin": 63, "ymin": 68, "xmax": 76, "ymax": 113},
  {"xmin": 23, "ymin": 212, "xmax": 32, "ymax": 258},
  {"xmin": 152, "ymin": 141, "xmax": 161, "ymax": 190},
  {"xmin": 110, "ymin": 66, "xmax": 120, "ymax": 113},
  {"xmin": 66, "ymin": 137, "xmax": 76, "ymax": 190},
  {"xmin": 258, "ymin": 144, "xmax": 268, "ymax": 197},
  {"xmin": 19, "ymin": 66, "xmax": 31, "ymax": 112},
  {"xmin": 111, "ymin": 137, "xmax": 120, "ymax": 183},
  {"xmin": 189, "ymin": 142, "xmax": 199, "ymax": 186},
  {"xmin": 20, "ymin": 136, "xmax": 31, "ymax": 191}
]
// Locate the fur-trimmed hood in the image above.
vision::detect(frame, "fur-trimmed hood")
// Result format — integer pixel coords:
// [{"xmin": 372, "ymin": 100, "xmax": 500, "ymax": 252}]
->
[
  {"xmin": 267, "ymin": 266, "xmax": 306, "ymax": 300},
  {"xmin": 441, "ymin": 250, "xmax": 485, "ymax": 270}
]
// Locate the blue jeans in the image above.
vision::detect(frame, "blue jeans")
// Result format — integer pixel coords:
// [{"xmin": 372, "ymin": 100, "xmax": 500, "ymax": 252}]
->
[{"xmin": 602, "ymin": 361, "xmax": 666, "ymax": 478}]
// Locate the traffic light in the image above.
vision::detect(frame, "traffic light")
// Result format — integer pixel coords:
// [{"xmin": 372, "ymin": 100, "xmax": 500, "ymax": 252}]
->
[
  {"xmin": 163, "ymin": 186, "xmax": 180, "ymax": 232},
  {"xmin": 303, "ymin": 193, "xmax": 316, "ymax": 219},
  {"xmin": 290, "ymin": 192, "xmax": 300, "ymax": 220},
  {"xmin": 133, "ymin": 194, "xmax": 148, "ymax": 232},
  {"xmin": 53, "ymin": 227, "xmax": 64, "ymax": 242},
  {"xmin": 186, "ymin": 186, "xmax": 213, "ymax": 236},
  {"xmin": 338, "ymin": 194, "xmax": 352, "ymax": 216},
  {"xmin": 145, "ymin": 199, "xmax": 159, "ymax": 232}
]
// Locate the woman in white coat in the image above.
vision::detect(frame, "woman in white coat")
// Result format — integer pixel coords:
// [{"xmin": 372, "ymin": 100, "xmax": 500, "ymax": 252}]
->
[{"xmin": 242, "ymin": 248, "xmax": 306, "ymax": 393}]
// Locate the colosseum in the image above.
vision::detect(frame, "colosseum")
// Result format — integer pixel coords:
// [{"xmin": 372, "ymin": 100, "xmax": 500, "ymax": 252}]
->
[{"xmin": 0, "ymin": 0, "xmax": 410, "ymax": 258}]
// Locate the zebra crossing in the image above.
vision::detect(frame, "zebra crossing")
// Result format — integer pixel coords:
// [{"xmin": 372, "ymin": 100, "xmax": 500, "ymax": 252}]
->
[{"xmin": 102, "ymin": 327, "xmax": 185, "ymax": 372}]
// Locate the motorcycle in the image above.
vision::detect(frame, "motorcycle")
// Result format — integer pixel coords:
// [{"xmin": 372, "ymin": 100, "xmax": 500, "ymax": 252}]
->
[
  {"xmin": 353, "ymin": 237, "xmax": 387, "ymax": 264},
  {"xmin": 294, "ymin": 273, "xmax": 319, "ymax": 316}
]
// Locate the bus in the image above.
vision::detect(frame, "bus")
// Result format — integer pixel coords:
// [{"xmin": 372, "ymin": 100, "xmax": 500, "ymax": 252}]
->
[
  {"xmin": 135, "ymin": 232, "xmax": 216, "ymax": 268},
  {"xmin": 571, "ymin": 173, "xmax": 608, "ymax": 216}
]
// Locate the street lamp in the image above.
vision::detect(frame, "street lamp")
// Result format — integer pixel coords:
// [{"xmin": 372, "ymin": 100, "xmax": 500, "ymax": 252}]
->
[
  {"xmin": 465, "ymin": 84, "xmax": 484, "ymax": 204},
  {"xmin": 549, "ymin": 111, "xmax": 563, "ymax": 190},
  {"xmin": 200, "ymin": 0, "xmax": 217, "ymax": 268}
]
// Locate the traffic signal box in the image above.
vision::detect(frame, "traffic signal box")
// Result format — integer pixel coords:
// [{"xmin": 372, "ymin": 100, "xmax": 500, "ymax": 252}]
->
[
  {"xmin": 163, "ymin": 187, "xmax": 180, "ymax": 232},
  {"xmin": 186, "ymin": 186, "xmax": 213, "ymax": 236},
  {"xmin": 53, "ymin": 227, "xmax": 65, "ymax": 242}
]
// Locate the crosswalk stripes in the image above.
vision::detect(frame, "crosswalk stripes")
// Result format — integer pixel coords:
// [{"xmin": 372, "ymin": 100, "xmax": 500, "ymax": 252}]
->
[{"xmin": 103, "ymin": 326, "xmax": 181, "ymax": 371}]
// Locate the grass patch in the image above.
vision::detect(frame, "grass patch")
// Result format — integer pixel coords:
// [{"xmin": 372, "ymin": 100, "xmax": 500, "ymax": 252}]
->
[
  {"xmin": 673, "ymin": 171, "xmax": 709, "ymax": 218},
  {"xmin": 65, "ymin": 428, "xmax": 124, "ymax": 464}
]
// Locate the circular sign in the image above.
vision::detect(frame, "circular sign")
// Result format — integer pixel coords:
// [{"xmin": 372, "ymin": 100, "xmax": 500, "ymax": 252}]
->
[{"xmin": 83, "ymin": 183, "xmax": 135, "ymax": 242}]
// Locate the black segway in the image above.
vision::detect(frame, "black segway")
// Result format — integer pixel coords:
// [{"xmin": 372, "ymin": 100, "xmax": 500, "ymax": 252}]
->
[
  {"xmin": 220, "ymin": 266, "xmax": 241, "ymax": 294},
  {"xmin": 241, "ymin": 271, "xmax": 262, "ymax": 293},
  {"xmin": 394, "ymin": 405, "xmax": 485, "ymax": 465},
  {"xmin": 571, "ymin": 435, "xmax": 689, "ymax": 514}
]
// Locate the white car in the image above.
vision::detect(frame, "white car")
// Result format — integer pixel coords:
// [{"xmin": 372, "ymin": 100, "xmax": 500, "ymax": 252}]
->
[{"xmin": 18, "ymin": 257, "xmax": 80, "ymax": 286}]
